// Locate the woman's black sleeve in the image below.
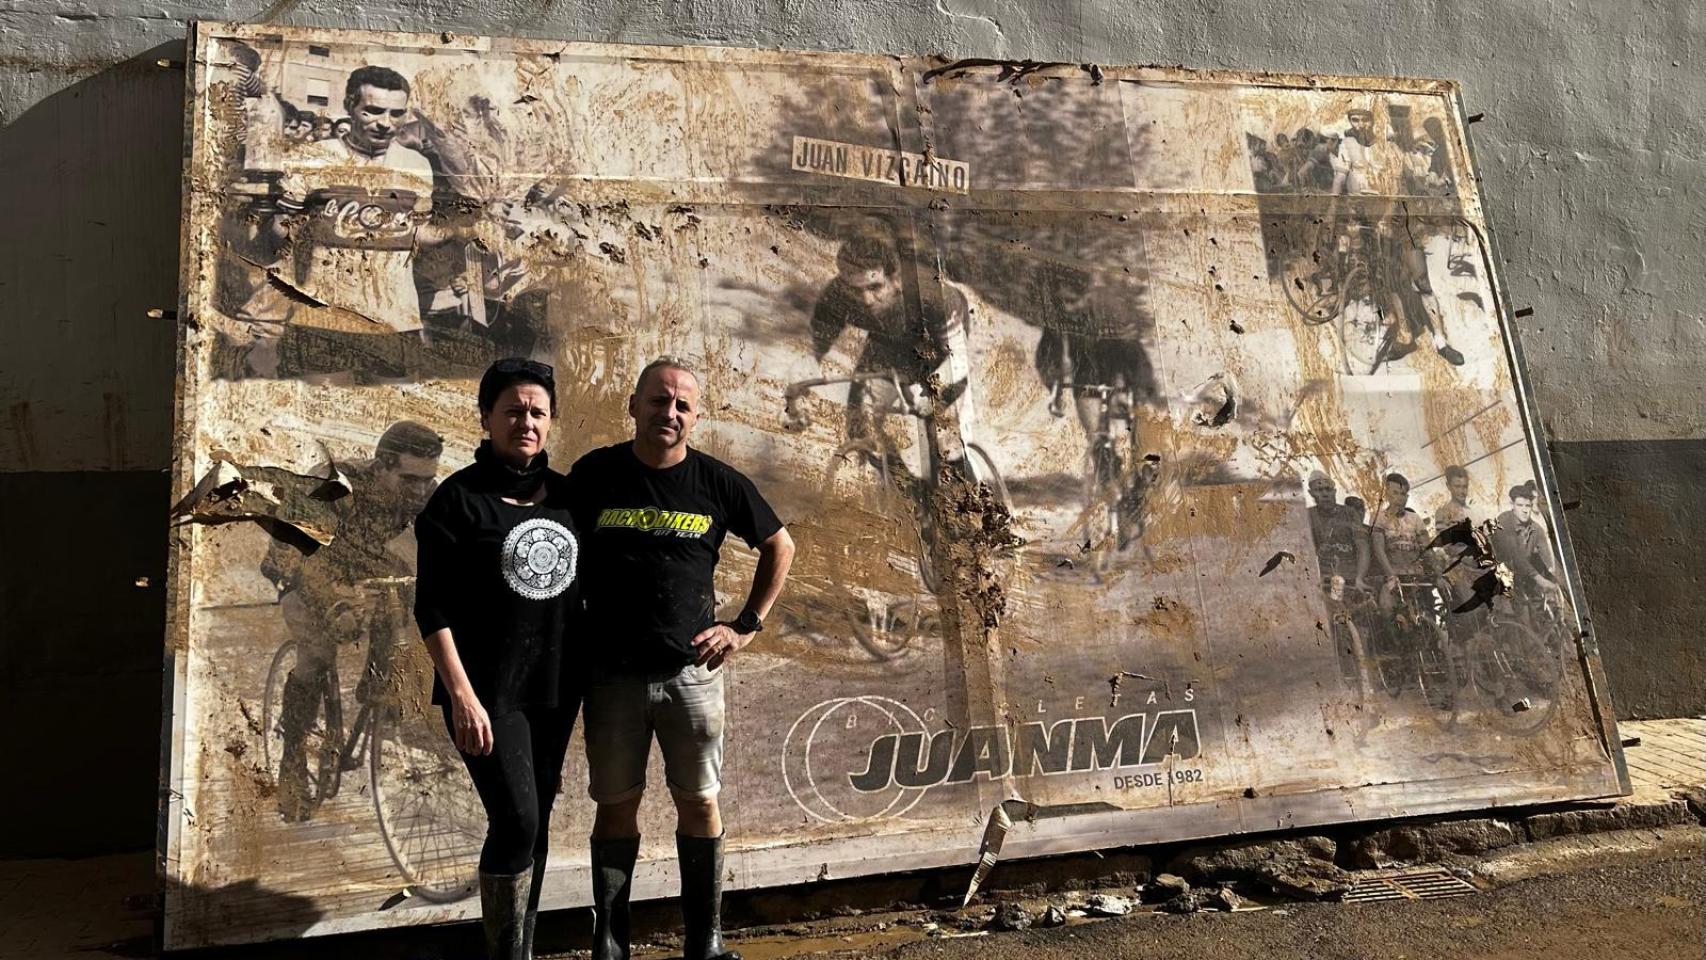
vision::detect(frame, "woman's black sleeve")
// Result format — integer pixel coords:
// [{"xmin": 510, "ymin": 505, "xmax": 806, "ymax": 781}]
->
[{"xmin": 413, "ymin": 487, "xmax": 461, "ymax": 637}]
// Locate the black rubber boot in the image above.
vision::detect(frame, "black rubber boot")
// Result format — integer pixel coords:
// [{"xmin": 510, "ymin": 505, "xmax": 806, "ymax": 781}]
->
[
  {"xmin": 677, "ymin": 833, "xmax": 740, "ymax": 960},
  {"xmin": 522, "ymin": 856, "xmax": 547, "ymax": 960},
  {"xmin": 480, "ymin": 866, "xmax": 533, "ymax": 960},
  {"xmin": 590, "ymin": 837, "xmax": 639, "ymax": 960}
]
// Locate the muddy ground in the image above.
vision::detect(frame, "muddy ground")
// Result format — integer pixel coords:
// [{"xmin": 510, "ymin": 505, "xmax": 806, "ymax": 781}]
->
[{"xmin": 607, "ymin": 828, "xmax": 1703, "ymax": 960}]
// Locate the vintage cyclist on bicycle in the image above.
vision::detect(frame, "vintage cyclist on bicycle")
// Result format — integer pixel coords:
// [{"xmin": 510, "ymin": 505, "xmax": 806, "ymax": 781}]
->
[
  {"xmin": 1355, "ymin": 472, "xmax": 1436, "ymax": 619},
  {"xmin": 808, "ymin": 227, "xmax": 973, "ymax": 486},
  {"xmin": 1325, "ymin": 107, "xmax": 1467, "ymax": 371},
  {"xmin": 263, "ymin": 420, "xmax": 442, "ymax": 822},
  {"xmin": 1307, "ymin": 471, "xmax": 1368, "ymax": 590},
  {"xmin": 1029, "ymin": 262, "xmax": 1157, "ymax": 549},
  {"xmin": 1491, "ymin": 482, "xmax": 1564, "ymax": 610}
]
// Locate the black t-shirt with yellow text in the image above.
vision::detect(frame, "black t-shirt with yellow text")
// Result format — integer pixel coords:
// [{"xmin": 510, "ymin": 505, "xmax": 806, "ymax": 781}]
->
[{"xmin": 566, "ymin": 443, "xmax": 783, "ymax": 674}]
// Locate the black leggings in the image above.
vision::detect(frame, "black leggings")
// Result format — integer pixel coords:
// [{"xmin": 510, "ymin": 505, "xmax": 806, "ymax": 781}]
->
[{"xmin": 442, "ymin": 701, "xmax": 580, "ymax": 875}]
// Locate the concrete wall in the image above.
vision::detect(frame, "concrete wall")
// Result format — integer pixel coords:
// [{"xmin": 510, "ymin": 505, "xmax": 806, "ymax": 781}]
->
[{"xmin": 1, "ymin": 0, "xmax": 1700, "ymax": 858}]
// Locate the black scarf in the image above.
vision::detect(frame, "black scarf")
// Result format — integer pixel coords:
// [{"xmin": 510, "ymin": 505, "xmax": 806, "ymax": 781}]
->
[{"xmin": 471, "ymin": 441, "xmax": 550, "ymax": 499}]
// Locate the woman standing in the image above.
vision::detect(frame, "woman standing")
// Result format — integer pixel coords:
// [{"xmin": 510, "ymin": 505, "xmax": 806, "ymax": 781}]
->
[{"xmin": 414, "ymin": 358, "xmax": 581, "ymax": 960}]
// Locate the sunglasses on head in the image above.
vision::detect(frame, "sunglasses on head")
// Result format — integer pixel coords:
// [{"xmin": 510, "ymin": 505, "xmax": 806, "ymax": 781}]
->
[{"xmin": 491, "ymin": 358, "xmax": 555, "ymax": 382}]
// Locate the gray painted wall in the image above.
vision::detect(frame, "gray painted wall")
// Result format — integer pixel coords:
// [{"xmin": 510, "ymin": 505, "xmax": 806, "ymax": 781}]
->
[{"xmin": 1, "ymin": 1, "xmax": 1700, "ymax": 856}]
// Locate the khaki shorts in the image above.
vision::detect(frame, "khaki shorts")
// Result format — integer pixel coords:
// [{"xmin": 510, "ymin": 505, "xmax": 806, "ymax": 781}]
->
[{"xmin": 583, "ymin": 662, "xmax": 726, "ymax": 804}]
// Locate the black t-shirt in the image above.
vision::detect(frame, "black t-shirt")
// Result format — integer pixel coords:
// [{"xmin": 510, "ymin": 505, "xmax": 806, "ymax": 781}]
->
[
  {"xmin": 413, "ymin": 464, "xmax": 581, "ymax": 712},
  {"xmin": 566, "ymin": 443, "xmax": 784, "ymax": 674}
]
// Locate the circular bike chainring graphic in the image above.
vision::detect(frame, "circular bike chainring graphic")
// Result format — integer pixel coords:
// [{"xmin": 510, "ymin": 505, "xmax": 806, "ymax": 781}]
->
[
  {"xmin": 783, "ymin": 696, "xmax": 932, "ymax": 823},
  {"xmin": 501, "ymin": 518, "xmax": 577, "ymax": 600}
]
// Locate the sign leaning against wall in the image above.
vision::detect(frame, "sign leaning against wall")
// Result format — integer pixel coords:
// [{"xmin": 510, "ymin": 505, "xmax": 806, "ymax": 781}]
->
[{"xmin": 162, "ymin": 21, "xmax": 1626, "ymax": 949}]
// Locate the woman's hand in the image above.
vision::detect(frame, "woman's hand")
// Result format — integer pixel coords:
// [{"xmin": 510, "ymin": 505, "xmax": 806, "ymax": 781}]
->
[{"xmin": 450, "ymin": 690, "xmax": 494, "ymax": 756}]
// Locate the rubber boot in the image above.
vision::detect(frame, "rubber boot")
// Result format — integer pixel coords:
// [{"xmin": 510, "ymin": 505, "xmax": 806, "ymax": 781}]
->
[
  {"xmin": 677, "ymin": 834, "xmax": 740, "ymax": 960},
  {"xmin": 590, "ymin": 837, "xmax": 639, "ymax": 960},
  {"xmin": 522, "ymin": 856, "xmax": 547, "ymax": 960},
  {"xmin": 481, "ymin": 866, "xmax": 532, "ymax": 960}
]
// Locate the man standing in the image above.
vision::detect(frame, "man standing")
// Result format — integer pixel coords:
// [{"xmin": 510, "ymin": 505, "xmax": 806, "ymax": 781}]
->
[
  {"xmin": 1491, "ymin": 482, "xmax": 1562, "ymax": 605},
  {"xmin": 1429, "ymin": 464, "xmax": 1482, "ymax": 622},
  {"xmin": 1357, "ymin": 472, "xmax": 1433, "ymax": 618},
  {"xmin": 269, "ymin": 420, "xmax": 443, "ymax": 821},
  {"xmin": 279, "ymin": 65, "xmax": 434, "ymax": 327},
  {"xmin": 567, "ymin": 357, "xmax": 795, "ymax": 960},
  {"xmin": 1306, "ymin": 471, "xmax": 1366, "ymax": 586},
  {"xmin": 1330, "ymin": 108, "xmax": 1384, "ymax": 196},
  {"xmin": 1432, "ymin": 465, "xmax": 1476, "ymax": 532}
]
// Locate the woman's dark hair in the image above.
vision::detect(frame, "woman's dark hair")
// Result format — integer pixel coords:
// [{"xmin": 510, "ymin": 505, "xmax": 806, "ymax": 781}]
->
[{"xmin": 478, "ymin": 358, "xmax": 557, "ymax": 415}]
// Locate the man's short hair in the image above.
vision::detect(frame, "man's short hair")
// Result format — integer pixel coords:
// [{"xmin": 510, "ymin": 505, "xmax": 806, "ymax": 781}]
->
[
  {"xmin": 344, "ymin": 65, "xmax": 410, "ymax": 106},
  {"xmin": 633, "ymin": 355, "xmax": 700, "ymax": 396},
  {"xmin": 1347, "ymin": 108, "xmax": 1374, "ymax": 121},
  {"xmin": 1444, "ymin": 465, "xmax": 1469, "ymax": 482},
  {"xmin": 375, "ymin": 420, "xmax": 443, "ymax": 463},
  {"xmin": 1384, "ymin": 472, "xmax": 1410, "ymax": 492},
  {"xmin": 1509, "ymin": 482, "xmax": 1536, "ymax": 502},
  {"xmin": 837, "ymin": 230, "xmax": 900, "ymax": 276}
]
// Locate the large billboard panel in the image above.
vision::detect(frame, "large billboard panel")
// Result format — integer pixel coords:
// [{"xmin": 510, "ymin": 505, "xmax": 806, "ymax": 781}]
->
[{"xmin": 162, "ymin": 23, "xmax": 1625, "ymax": 948}]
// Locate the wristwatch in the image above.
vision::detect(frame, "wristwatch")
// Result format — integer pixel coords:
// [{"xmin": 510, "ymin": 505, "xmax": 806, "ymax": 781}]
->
[{"xmin": 731, "ymin": 608, "xmax": 764, "ymax": 635}]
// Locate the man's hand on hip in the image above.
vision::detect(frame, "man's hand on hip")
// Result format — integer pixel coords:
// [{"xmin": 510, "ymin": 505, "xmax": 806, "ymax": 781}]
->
[{"xmin": 691, "ymin": 622, "xmax": 754, "ymax": 670}]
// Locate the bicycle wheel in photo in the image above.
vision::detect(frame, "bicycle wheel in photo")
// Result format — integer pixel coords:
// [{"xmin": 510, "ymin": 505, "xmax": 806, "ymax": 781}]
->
[
  {"xmin": 1364, "ymin": 619, "xmax": 1413, "ymax": 700},
  {"xmin": 369, "ymin": 707, "xmax": 482, "ymax": 902},
  {"xmin": 850, "ymin": 591, "xmax": 939, "ymax": 662},
  {"xmin": 964, "ymin": 443, "xmax": 1013, "ymax": 516},
  {"xmin": 1413, "ymin": 626, "xmax": 1463, "ymax": 730},
  {"xmin": 1329, "ymin": 607, "xmax": 1365, "ymax": 691},
  {"xmin": 1469, "ymin": 617, "xmax": 1564, "ymax": 736},
  {"xmin": 1079, "ymin": 439, "xmax": 1125, "ymax": 578},
  {"xmin": 261, "ymin": 639, "xmax": 345, "ymax": 807},
  {"xmin": 825, "ymin": 438, "xmax": 939, "ymax": 594},
  {"xmin": 1283, "ymin": 261, "xmax": 1355, "ymax": 325}
]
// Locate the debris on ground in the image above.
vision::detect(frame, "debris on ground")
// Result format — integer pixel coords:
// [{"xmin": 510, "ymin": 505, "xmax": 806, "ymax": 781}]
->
[
  {"xmin": 1207, "ymin": 886, "xmax": 1246, "ymax": 911},
  {"xmin": 1169, "ymin": 834, "xmax": 1351, "ymax": 899},
  {"xmin": 1159, "ymin": 890, "xmax": 1207, "ymax": 914},
  {"xmin": 1142, "ymin": 873, "xmax": 1192, "ymax": 903},
  {"xmin": 1083, "ymin": 893, "xmax": 1133, "ymax": 916},
  {"xmin": 1037, "ymin": 904, "xmax": 1067, "ymax": 927},
  {"xmin": 988, "ymin": 902, "xmax": 1032, "ymax": 931}
]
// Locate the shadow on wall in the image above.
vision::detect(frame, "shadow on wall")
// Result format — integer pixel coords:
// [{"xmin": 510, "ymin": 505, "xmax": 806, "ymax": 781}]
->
[
  {"xmin": 0, "ymin": 40, "xmax": 186, "ymax": 858},
  {"xmin": 1551, "ymin": 438, "xmax": 1706, "ymax": 720}
]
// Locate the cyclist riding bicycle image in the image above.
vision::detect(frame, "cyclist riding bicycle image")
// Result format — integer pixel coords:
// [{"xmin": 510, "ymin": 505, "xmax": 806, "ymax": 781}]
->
[
  {"xmin": 1356, "ymin": 472, "xmax": 1435, "ymax": 618},
  {"xmin": 1028, "ymin": 262, "xmax": 1159, "ymax": 556},
  {"xmin": 265, "ymin": 420, "xmax": 443, "ymax": 823},
  {"xmin": 806, "ymin": 226, "xmax": 975, "ymax": 489},
  {"xmin": 1248, "ymin": 102, "xmax": 1476, "ymax": 377},
  {"xmin": 1491, "ymin": 482, "xmax": 1564, "ymax": 609}
]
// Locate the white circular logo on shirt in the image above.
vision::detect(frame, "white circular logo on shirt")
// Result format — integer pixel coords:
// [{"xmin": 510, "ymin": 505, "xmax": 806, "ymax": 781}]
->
[{"xmin": 501, "ymin": 518, "xmax": 577, "ymax": 600}]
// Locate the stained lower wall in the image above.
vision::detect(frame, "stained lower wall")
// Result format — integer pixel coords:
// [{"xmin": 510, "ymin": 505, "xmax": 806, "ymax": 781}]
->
[{"xmin": 0, "ymin": 471, "xmax": 169, "ymax": 858}]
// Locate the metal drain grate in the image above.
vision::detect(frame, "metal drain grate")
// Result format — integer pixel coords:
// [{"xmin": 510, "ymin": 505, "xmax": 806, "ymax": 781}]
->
[{"xmin": 1343, "ymin": 869, "xmax": 1478, "ymax": 903}]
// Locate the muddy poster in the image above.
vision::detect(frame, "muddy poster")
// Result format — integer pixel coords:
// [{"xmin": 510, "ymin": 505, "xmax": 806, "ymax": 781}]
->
[{"xmin": 162, "ymin": 23, "xmax": 1624, "ymax": 949}]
